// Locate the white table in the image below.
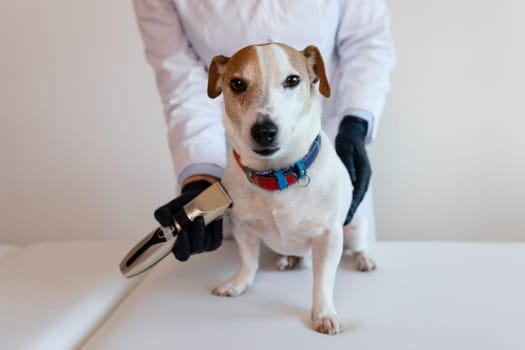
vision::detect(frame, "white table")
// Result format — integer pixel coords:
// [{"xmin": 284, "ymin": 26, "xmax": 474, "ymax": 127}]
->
[
  {"xmin": 81, "ymin": 241, "xmax": 525, "ymax": 350},
  {"xmin": 0, "ymin": 241, "xmax": 142, "ymax": 350}
]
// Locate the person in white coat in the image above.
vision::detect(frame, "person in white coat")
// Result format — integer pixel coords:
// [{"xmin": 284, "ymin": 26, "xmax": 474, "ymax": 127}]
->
[{"xmin": 132, "ymin": 0, "xmax": 395, "ymax": 261}]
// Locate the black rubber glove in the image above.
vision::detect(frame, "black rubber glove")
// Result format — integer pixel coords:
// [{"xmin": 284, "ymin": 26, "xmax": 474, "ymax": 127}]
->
[
  {"xmin": 154, "ymin": 180, "xmax": 223, "ymax": 261},
  {"xmin": 335, "ymin": 115, "xmax": 372, "ymax": 225}
]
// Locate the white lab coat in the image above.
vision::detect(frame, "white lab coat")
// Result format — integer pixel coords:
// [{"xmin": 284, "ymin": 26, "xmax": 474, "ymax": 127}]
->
[{"xmin": 133, "ymin": 0, "xmax": 395, "ymax": 239}]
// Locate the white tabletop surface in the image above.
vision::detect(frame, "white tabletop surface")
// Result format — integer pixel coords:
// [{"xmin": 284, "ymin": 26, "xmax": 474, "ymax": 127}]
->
[
  {"xmin": 0, "ymin": 241, "xmax": 143, "ymax": 350},
  {"xmin": 82, "ymin": 240, "xmax": 525, "ymax": 350}
]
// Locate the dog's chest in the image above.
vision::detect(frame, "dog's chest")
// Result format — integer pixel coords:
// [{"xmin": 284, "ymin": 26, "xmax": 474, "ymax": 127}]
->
[
  {"xmin": 225, "ymin": 172, "xmax": 334, "ymax": 255},
  {"xmin": 240, "ymin": 195, "xmax": 316, "ymax": 252}
]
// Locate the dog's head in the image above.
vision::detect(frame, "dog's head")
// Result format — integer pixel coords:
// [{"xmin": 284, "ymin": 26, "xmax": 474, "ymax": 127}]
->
[{"xmin": 208, "ymin": 43, "xmax": 330, "ymax": 165}]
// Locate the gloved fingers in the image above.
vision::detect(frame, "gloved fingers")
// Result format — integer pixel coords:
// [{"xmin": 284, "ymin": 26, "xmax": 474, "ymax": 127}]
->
[
  {"xmin": 353, "ymin": 145, "xmax": 372, "ymax": 196},
  {"xmin": 345, "ymin": 180, "xmax": 369, "ymax": 225},
  {"xmin": 335, "ymin": 139, "xmax": 357, "ymax": 184},
  {"xmin": 190, "ymin": 216, "xmax": 206, "ymax": 254},
  {"xmin": 154, "ymin": 205, "xmax": 175, "ymax": 228},
  {"xmin": 347, "ymin": 144, "xmax": 358, "ymax": 184},
  {"xmin": 173, "ymin": 230, "xmax": 191, "ymax": 262},
  {"xmin": 154, "ymin": 194, "xmax": 192, "ymax": 227},
  {"xmin": 157, "ymin": 180, "xmax": 215, "ymax": 261},
  {"xmin": 345, "ymin": 146, "xmax": 371, "ymax": 225},
  {"xmin": 201, "ymin": 220, "xmax": 222, "ymax": 252},
  {"xmin": 345, "ymin": 189, "xmax": 364, "ymax": 225},
  {"xmin": 343, "ymin": 210, "xmax": 354, "ymax": 226},
  {"xmin": 209, "ymin": 219, "xmax": 224, "ymax": 251}
]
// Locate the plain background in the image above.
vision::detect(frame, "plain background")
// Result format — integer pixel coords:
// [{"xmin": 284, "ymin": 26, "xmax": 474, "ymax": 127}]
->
[{"xmin": 1, "ymin": 1, "xmax": 523, "ymax": 245}]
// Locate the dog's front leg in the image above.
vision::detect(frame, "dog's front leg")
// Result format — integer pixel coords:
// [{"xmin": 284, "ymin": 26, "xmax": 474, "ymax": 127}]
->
[
  {"xmin": 311, "ymin": 228, "xmax": 344, "ymax": 335},
  {"xmin": 212, "ymin": 232, "xmax": 260, "ymax": 297}
]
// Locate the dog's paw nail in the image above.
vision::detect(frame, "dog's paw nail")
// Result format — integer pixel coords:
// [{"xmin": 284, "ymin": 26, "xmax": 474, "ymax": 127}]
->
[
  {"xmin": 312, "ymin": 314, "xmax": 343, "ymax": 335},
  {"xmin": 275, "ymin": 256, "xmax": 300, "ymax": 271},
  {"xmin": 211, "ymin": 283, "xmax": 245, "ymax": 297},
  {"xmin": 353, "ymin": 252, "xmax": 377, "ymax": 272}
]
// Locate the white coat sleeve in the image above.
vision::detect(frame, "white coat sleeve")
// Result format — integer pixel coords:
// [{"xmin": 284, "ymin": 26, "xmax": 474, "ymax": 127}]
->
[
  {"xmin": 133, "ymin": 0, "xmax": 226, "ymax": 186},
  {"xmin": 336, "ymin": 0, "xmax": 396, "ymax": 143}
]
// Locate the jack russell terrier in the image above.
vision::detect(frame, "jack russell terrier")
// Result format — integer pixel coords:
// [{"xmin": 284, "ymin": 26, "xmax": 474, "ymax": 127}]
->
[{"xmin": 207, "ymin": 43, "xmax": 375, "ymax": 335}]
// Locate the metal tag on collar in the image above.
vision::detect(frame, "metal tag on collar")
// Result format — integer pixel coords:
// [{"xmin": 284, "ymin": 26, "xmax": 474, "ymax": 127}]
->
[{"xmin": 242, "ymin": 167, "xmax": 256, "ymax": 184}]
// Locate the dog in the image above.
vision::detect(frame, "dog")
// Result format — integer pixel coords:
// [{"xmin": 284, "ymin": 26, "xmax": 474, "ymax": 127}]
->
[{"xmin": 207, "ymin": 43, "xmax": 375, "ymax": 335}]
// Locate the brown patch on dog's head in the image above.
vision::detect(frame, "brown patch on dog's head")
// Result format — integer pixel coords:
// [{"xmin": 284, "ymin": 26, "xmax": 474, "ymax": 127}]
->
[
  {"xmin": 208, "ymin": 46, "xmax": 261, "ymax": 98},
  {"xmin": 208, "ymin": 45, "xmax": 264, "ymax": 125}
]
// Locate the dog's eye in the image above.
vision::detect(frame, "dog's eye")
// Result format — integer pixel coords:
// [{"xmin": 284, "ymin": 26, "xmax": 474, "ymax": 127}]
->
[
  {"xmin": 230, "ymin": 78, "xmax": 247, "ymax": 93},
  {"xmin": 283, "ymin": 75, "xmax": 300, "ymax": 88}
]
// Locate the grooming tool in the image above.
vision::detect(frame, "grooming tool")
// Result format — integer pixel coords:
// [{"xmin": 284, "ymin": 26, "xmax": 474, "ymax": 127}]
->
[{"xmin": 119, "ymin": 182, "xmax": 232, "ymax": 278}]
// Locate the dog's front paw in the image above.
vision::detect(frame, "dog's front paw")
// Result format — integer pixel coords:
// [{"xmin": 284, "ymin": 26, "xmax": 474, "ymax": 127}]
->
[
  {"xmin": 211, "ymin": 282, "xmax": 248, "ymax": 297},
  {"xmin": 275, "ymin": 255, "xmax": 300, "ymax": 271},
  {"xmin": 311, "ymin": 312, "xmax": 343, "ymax": 335},
  {"xmin": 353, "ymin": 251, "xmax": 377, "ymax": 272}
]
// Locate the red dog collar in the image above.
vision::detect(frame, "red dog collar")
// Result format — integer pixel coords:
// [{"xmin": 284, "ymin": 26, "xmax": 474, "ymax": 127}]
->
[{"xmin": 233, "ymin": 135, "xmax": 321, "ymax": 191}]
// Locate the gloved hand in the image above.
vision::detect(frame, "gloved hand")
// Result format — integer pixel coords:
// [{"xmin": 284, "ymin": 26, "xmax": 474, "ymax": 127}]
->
[
  {"xmin": 154, "ymin": 180, "xmax": 223, "ymax": 261},
  {"xmin": 335, "ymin": 115, "xmax": 372, "ymax": 225}
]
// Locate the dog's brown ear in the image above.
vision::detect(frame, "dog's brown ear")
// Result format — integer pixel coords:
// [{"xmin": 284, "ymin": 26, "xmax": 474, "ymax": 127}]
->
[
  {"xmin": 208, "ymin": 55, "xmax": 230, "ymax": 98},
  {"xmin": 302, "ymin": 45, "xmax": 330, "ymax": 98}
]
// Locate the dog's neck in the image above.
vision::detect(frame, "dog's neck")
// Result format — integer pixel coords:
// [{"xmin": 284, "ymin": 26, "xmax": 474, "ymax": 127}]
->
[{"xmin": 232, "ymin": 134, "xmax": 321, "ymax": 191}]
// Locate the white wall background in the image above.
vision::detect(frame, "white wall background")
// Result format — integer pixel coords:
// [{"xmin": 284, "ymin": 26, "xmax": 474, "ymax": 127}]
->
[
  {"xmin": 371, "ymin": 0, "xmax": 525, "ymax": 241},
  {"xmin": 1, "ymin": 1, "xmax": 524, "ymax": 245},
  {"xmin": 0, "ymin": 1, "xmax": 173, "ymax": 245}
]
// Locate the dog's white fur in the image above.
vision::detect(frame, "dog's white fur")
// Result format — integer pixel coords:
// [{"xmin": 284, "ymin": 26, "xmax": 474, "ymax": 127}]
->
[{"xmin": 207, "ymin": 43, "xmax": 374, "ymax": 335}]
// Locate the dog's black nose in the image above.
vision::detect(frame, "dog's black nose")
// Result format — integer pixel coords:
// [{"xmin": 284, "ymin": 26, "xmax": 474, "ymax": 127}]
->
[{"xmin": 251, "ymin": 116, "xmax": 278, "ymax": 147}]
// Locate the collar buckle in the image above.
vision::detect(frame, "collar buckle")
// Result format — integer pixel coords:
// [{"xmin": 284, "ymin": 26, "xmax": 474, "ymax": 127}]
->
[{"xmin": 242, "ymin": 167, "xmax": 256, "ymax": 184}]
